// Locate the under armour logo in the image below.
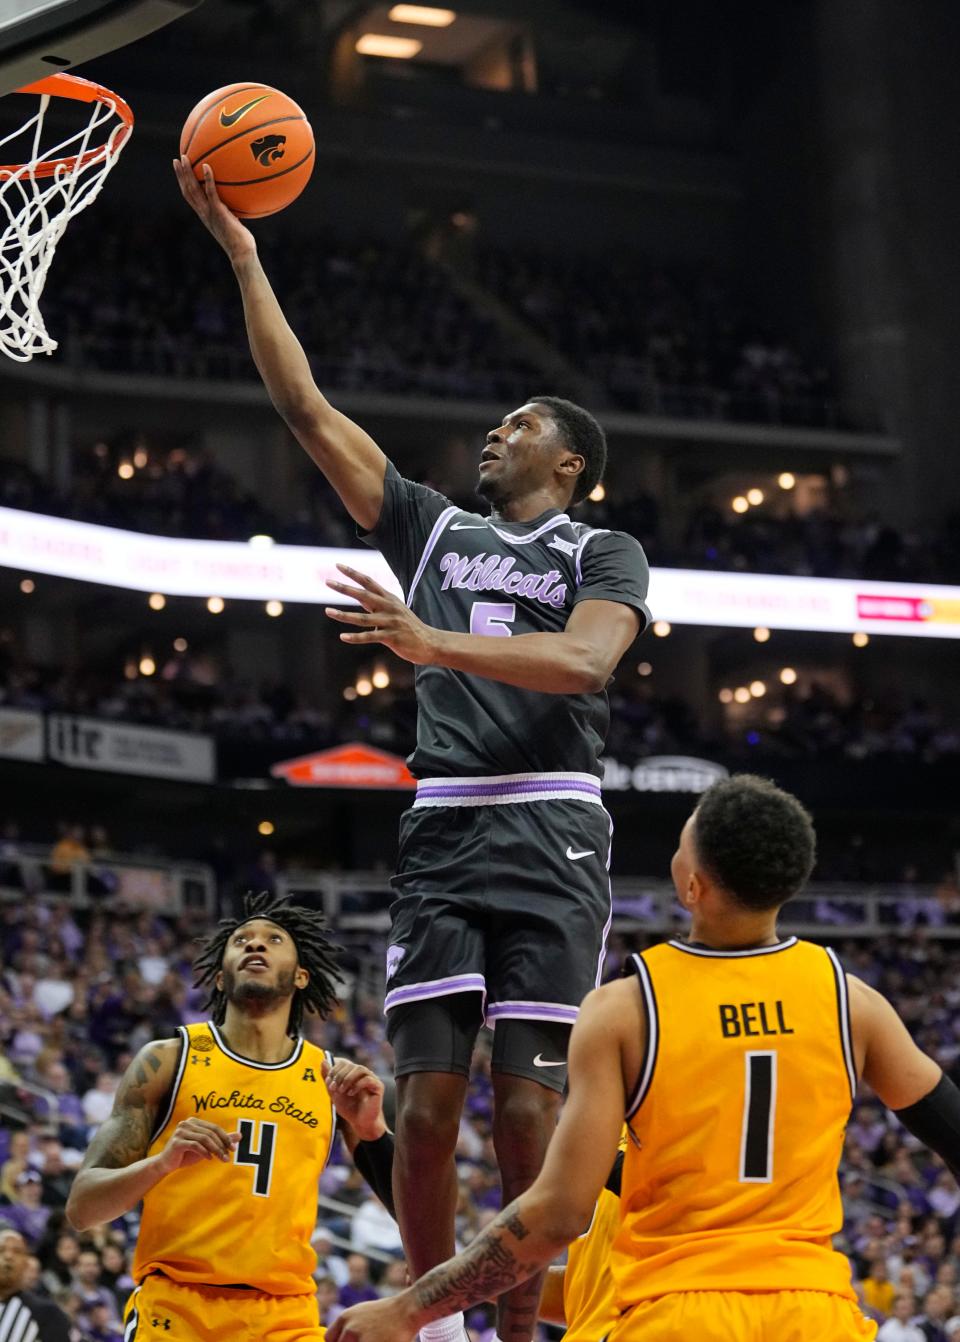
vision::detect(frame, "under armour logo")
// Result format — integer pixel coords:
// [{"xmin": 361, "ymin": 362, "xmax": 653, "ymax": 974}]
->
[
  {"xmin": 151, "ymin": 1318, "xmax": 171, "ymax": 1330},
  {"xmin": 302, "ymin": 1067, "xmax": 317, "ymax": 1082},
  {"xmin": 548, "ymin": 536, "xmax": 578, "ymax": 556},
  {"xmin": 251, "ymin": 134, "xmax": 286, "ymax": 166},
  {"xmin": 191, "ymin": 1055, "xmax": 211, "ymax": 1067}
]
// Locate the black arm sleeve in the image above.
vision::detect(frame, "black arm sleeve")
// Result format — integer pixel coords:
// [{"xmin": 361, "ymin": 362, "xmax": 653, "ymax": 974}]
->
[
  {"xmin": 894, "ymin": 1074, "xmax": 960, "ymax": 1184},
  {"xmin": 604, "ymin": 1149, "xmax": 624, "ymax": 1197},
  {"xmin": 353, "ymin": 1131, "xmax": 396, "ymax": 1218}
]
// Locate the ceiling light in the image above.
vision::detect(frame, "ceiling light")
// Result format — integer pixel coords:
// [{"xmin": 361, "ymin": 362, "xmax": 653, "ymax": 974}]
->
[
  {"xmin": 124, "ymin": 659, "xmax": 138, "ymax": 680},
  {"xmin": 248, "ymin": 534, "xmax": 274, "ymax": 548},
  {"xmin": 637, "ymin": 662, "xmax": 652, "ymax": 677},
  {"xmin": 852, "ymin": 631, "xmax": 869, "ymax": 648},
  {"xmin": 343, "ymin": 686, "xmax": 358, "ymax": 701},
  {"xmin": 148, "ymin": 592, "xmax": 166, "ymax": 611},
  {"xmin": 356, "ymin": 677, "xmax": 373, "ymax": 697},
  {"xmin": 139, "ymin": 655, "xmax": 156, "ymax": 677},
  {"xmin": 753, "ymin": 627, "xmax": 770, "ymax": 643},
  {"xmin": 207, "ymin": 596, "xmax": 224, "ymax": 614},
  {"xmin": 652, "ymin": 620, "xmax": 671, "ymax": 638},
  {"xmin": 734, "ymin": 687, "xmax": 751, "ymax": 704},
  {"xmin": 750, "ymin": 680, "xmax": 766, "ymax": 698},
  {"xmin": 747, "ymin": 488, "xmax": 764, "ymax": 507},
  {"xmin": 718, "ymin": 688, "xmax": 733, "ymax": 704},
  {"xmin": 589, "ymin": 483, "xmax": 606, "ymax": 502},
  {"xmin": 356, "ymin": 33, "xmax": 423, "ymax": 57},
  {"xmin": 19, "ymin": 578, "xmax": 34, "ymax": 594},
  {"xmin": 372, "ymin": 666, "xmax": 390, "ymax": 689},
  {"xmin": 732, "ymin": 496, "xmax": 748, "ymax": 514},
  {"xmin": 388, "ymin": 4, "xmax": 456, "ymax": 25},
  {"xmin": 778, "ymin": 472, "xmax": 796, "ymax": 490},
  {"xmin": 133, "ymin": 447, "xmax": 148, "ymax": 469},
  {"xmin": 173, "ymin": 638, "xmax": 188, "ymax": 653},
  {"xmin": 265, "ymin": 600, "xmax": 284, "ymax": 618},
  {"xmin": 117, "ymin": 461, "xmax": 134, "ymax": 480},
  {"xmin": 258, "ymin": 820, "xmax": 275, "ymax": 837},
  {"xmin": 779, "ymin": 667, "xmax": 797, "ymax": 685}
]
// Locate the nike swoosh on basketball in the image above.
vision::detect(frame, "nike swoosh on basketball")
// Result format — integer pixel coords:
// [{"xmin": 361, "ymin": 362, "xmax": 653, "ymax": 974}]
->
[
  {"xmin": 533, "ymin": 1054, "xmax": 566, "ymax": 1068},
  {"xmin": 219, "ymin": 95, "xmax": 269, "ymax": 128},
  {"xmin": 566, "ymin": 846, "xmax": 595, "ymax": 861},
  {"xmin": 450, "ymin": 521, "xmax": 487, "ymax": 530}
]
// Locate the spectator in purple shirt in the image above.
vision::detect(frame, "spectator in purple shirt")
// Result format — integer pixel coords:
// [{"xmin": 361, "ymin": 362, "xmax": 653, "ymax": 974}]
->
[
  {"xmin": 0, "ymin": 1171, "xmax": 50, "ymax": 1248},
  {"xmin": 338, "ymin": 1253, "xmax": 380, "ymax": 1310}
]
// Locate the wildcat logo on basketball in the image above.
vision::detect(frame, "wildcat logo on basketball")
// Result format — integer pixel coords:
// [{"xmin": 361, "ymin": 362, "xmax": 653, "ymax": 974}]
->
[
  {"xmin": 438, "ymin": 552, "xmax": 568, "ymax": 608},
  {"xmin": 251, "ymin": 134, "xmax": 286, "ymax": 166}
]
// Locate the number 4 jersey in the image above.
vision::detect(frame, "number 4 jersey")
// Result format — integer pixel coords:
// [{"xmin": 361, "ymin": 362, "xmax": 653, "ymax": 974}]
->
[
  {"xmin": 613, "ymin": 938, "xmax": 860, "ymax": 1305},
  {"xmin": 133, "ymin": 1022, "xmax": 335, "ymax": 1295},
  {"xmin": 363, "ymin": 464, "xmax": 650, "ymax": 779}
]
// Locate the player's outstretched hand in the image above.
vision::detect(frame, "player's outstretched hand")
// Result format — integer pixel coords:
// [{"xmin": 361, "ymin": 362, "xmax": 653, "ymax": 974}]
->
[
  {"xmin": 323, "ymin": 1057, "xmax": 387, "ymax": 1143},
  {"xmin": 173, "ymin": 157, "xmax": 257, "ymax": 266},
  {"xmin": 325, "ymin": 565, "xmax": 439, "ymax": 665},
  {"xmin": 329, "ymin": 1294, "xmax": 419, "ymax": 1342},
  {"xmin": 155, "ymin": 1118, "xmax": 240, "ymax": 1176}
]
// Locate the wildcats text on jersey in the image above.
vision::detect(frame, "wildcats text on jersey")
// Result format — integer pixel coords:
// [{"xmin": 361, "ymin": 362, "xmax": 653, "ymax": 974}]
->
[{"xmin": 439, "ymin": 551, "xmax": 568, "ymax": 607}]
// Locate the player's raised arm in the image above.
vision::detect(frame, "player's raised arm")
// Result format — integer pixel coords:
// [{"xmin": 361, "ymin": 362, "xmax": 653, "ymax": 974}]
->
[
  {"xmin": 173, "ymin": 158, "xmax": 387, "ymax": 531},
  {"xmin": 849, "ymin": 975, "xmax": 960, "ymax": 1181},
  {"xmin": 66, "ymin": 1039, "xmax": 238, "ymax": 1231}
]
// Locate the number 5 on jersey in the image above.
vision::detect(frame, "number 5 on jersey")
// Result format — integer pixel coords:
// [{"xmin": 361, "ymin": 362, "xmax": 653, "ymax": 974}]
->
[
  {"xmin": 470, "ymin": 601, "xmax": 516, "ymax": 637},
  {"xmin": 235, "ymin": 1119, "xmax": 277, "ymax": 1197}
]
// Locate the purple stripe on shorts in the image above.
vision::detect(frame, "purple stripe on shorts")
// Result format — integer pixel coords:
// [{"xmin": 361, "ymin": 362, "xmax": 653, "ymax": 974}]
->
[
  {"xmin": 384, "ymin": 974, "xmax": 485, "ymax": 1011},
  {"xmin": 486, "ymin": 1003, "xmax": 580, "ymax": 1023},
  {"xmin": 417, "ymin": 780, "xmax": 601, "ymax": 799}
]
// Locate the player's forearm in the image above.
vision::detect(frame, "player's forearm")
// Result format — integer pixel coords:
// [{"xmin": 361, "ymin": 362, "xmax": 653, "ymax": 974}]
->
[
  {"xmin": 66, "ymin": 1155, "xmax": 169, "ymax": 1231},
  {"xmin": 232, "ymin": 254, "xmax": 327, "ymax": 424},
  {"xmin": 431, "ymin": 630, "xmax": 608, "ymax": 694},
  {"xmin": 399, "ymin": 1194, "xmax": 580, "ymax": 1330}
]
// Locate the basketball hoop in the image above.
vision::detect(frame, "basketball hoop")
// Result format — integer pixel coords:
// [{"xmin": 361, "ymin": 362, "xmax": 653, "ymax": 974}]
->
[{"xmin": 0, "ymin": 72, "xmax": 133, "ymax": 363}]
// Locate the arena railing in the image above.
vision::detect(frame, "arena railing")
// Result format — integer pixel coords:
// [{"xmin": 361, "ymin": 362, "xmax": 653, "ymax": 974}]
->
[
  {"xmin": 276, "ymin": 872, "xmax": 960, "ymax": 940},
  {"xmin": 0, "ymin": 844, "xmax": 216, "ymax": 917}
]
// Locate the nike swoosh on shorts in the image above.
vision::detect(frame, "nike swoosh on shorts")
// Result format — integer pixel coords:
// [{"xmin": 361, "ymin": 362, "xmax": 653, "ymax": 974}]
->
[
  {"xmin": 533, "ymin": 1054, "xmax": 566, "ymax": 1068},
  {"xmin": 565, "ymin": 846, "xmax": 595, "ymax": 861}
]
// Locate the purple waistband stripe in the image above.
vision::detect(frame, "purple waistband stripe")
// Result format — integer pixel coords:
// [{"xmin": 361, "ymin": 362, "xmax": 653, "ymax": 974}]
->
[{"xmin": 417, "ymin": 781, "xmax": 601, "ymax": 798}]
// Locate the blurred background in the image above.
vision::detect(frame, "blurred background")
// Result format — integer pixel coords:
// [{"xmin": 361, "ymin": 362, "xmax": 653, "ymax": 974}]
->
[{"xmin": 2, "ymin": 2, "xmax": 960, "ymax": 1338}]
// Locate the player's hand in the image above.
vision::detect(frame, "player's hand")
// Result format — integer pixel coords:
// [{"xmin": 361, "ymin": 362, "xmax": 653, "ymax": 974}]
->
[
  {"xmin": 328, "ymin": 1294, "xmax": 420, "ymax": 1342},
  {"xmin": 325, "ymin": 565, "xmax": 439, "ymax": 665},
  {"xmin": 154, "ymin": 1118, "xmax": 240, "ymax": 1176},
  {"xmin": 172, "ymin": 157, "xmax": 257, "ymax": 265},
  {"xmin": 323, "ymin": 1057, "xmax": 387, "ymax": 1143}
]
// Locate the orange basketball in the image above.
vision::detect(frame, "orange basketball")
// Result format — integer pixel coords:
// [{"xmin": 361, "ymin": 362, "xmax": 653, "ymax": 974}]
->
[{"xmin": 179, "ymin": 83, "xmax": 314, "ymax": 219}]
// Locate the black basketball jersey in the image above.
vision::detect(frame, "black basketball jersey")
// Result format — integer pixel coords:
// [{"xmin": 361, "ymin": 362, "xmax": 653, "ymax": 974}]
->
[{"xmin": 363, "ymin": 463, "xmax": 650, "ymax": 779}]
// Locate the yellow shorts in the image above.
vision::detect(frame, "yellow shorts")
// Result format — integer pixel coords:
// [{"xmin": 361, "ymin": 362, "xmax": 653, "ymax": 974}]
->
[
  {"xmin": 124, "ymin": 1275, "xmax": 326, "ymax": 1342},
  {"xmin": 608, "ymin": 1290, "xmax": 878, "ymax": 1342}
]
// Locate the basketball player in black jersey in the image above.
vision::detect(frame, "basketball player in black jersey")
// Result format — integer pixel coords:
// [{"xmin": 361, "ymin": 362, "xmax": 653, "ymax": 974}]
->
[{"xmin": 176, "ymin": 159, "xmax": 650, "ymax": 1342}]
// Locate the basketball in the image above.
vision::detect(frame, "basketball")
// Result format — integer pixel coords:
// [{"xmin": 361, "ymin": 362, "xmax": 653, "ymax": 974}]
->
[{"xmin": 179, "ymin": 82, "xmax": 314, "ymax": 218}]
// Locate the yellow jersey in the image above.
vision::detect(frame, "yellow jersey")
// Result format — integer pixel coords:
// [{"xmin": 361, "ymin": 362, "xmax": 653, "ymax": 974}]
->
[
  {"xmin": 133, "ymin": 1021, "xmax": 335, "ymax": 1296},
  {"xmin": 562, "ymin": 1138, "xmax": 626, "ymax": 1342},
  {"xmin": 612, "ymin": 937, "xmax": 858, "ymax": 1304}
]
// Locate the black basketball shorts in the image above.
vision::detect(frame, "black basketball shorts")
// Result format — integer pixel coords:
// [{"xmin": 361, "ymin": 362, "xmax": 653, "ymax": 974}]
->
[{"xmin": 383, "ymin": 774, "xmax": 614, "ymax": 1035}]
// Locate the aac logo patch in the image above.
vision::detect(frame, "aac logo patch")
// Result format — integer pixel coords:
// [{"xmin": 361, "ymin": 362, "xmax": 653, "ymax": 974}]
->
[{"xmin": 302, "ymin": 1067, "xmax": 317, "ymax": 1082}]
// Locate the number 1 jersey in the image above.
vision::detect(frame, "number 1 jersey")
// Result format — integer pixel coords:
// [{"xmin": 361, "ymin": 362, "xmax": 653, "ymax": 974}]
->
[
  {"xmin": 613, "ymin": 938, "xmax": 859, "ymax": 1304},
  {"xmin": 133, "ymin": 1022, "xmax": 335, "ymax": 1296},
  {"xmin": 363, "ymin": 464, "xmax": 650, "ymax": 780}
]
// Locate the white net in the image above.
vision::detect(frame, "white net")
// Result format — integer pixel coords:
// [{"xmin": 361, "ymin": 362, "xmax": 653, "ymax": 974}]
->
[{"xmin": 0, "ymin": 76, "xmax": 132, "ymax": 362}]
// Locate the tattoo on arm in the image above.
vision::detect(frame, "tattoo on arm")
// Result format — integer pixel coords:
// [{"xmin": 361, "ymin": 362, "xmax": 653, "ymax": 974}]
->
[
  {"xmin": 413, "ymin": 1203, "xmax": 536, "ymax": 1317},
  {"xmin": 79, "ymin": 1047, "xmax": 164, "ymax": 1172}
]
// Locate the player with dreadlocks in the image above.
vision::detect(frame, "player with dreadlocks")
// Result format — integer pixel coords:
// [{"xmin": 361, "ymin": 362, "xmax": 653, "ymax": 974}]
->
[{"xmin": 67, "ymin": 893, "xmax": 388, "ymax": 1342}]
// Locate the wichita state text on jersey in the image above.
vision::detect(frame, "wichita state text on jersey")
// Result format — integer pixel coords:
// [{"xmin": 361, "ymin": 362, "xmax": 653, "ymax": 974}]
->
[
  {"xmin": 613, "ymin": 938, "xmax": 859, "ymax": 1304},
  {"xmin": 363, "ymin": 464, "xmax": 650, "ymax": 779},
  {"xmin": 133, "ymin": 1022, "xmax": 335, "ymax": 1296}
]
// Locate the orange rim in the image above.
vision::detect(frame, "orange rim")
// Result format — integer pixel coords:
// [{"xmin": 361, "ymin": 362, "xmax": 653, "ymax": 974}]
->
[{"xmin": 1, "ymin": 72, "xmax": 133, "ymax": 178}]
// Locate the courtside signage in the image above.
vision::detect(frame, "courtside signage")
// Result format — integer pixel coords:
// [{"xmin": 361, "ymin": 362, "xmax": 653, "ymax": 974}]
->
[
  {"xmin": 47, "ymin": 714, "xmax": 215, "ymax": 782},
  {"xmin": 271, "ymin": 744, "xmax": 416, "ymax": 789},
  {"xmin": 3, "ymin": 506, "xmax": 960, "ymax": 637}
]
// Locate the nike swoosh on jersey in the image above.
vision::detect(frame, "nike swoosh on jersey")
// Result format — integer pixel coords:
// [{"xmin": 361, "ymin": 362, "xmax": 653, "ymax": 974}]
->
[
  {"xmin": 533, "ymin": 1054, "xmax": 567, "ymax": 1068},
  {"xmin": 219, "ymin": 94, "xmax": 270, "ymax": 127},
  {"xmin": 450, "ymin": 521, "xmax": 487, "ymax": 530},
  {"xmin": 565, "ymin": 846, "xmax": 595, "ymax": 861}
]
